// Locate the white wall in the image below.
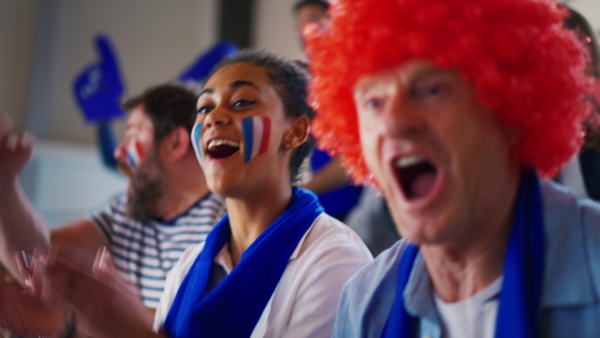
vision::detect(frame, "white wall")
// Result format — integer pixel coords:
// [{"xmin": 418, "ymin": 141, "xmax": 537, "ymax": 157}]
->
[
  {"xmin": 0, "ymin": 0, "xmax": 35, "ymax": 133},
  {"xmin": 253, "ymin": 0, "xmax": 304, "ymax": 60},
  {"xmin": 567, "ymin": 0, "xmax": 600, "ymax": 34},
  {"xmin": 27, "ymin": 0, "xmax": 217, "ymax": 145}
]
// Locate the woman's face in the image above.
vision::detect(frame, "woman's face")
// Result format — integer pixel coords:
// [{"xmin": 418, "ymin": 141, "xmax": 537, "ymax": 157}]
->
[{"xmin": 192, "ymin": 62, "xmax": 306, "ymax": 198}]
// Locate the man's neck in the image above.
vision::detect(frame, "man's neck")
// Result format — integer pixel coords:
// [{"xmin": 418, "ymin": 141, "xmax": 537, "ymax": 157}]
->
[
  {"xmin": 420, "ymin": 171, "xmax": 520, "ymax": 303},
  {"xmin": 153, "ymin": 166, "xmax": 210, "ymax": 222},
  {"xmin": 421, "ymin": 231, "xmax": 509, "ymax": 303},
  {"xmin": 226, "ymin": 183, "xmax": 293, "ymax": 267}
]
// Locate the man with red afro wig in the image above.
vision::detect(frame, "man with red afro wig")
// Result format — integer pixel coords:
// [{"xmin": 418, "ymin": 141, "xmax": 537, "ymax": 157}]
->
[{"xmin": 304, "ymin": 0, "xmax": 600, "ymax": 336}]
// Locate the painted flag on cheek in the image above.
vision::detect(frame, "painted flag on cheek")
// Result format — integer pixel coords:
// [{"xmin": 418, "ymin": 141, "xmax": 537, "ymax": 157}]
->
[
  {"xmin": 126, "ymin": 141, "xmax": 145, "ymax": 169},
  {"xmin": 191, "ymin": 123, "xmax": 204, "ymax": 167},
  {"xmin": 242, "ymin": 116, "xmax": 271, "ymax": 164}
]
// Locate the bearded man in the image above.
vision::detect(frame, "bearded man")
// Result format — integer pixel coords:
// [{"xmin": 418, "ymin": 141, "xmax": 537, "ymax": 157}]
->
[
  {"xmin": 0, "ymin": 84, "xmax": 225, "ymax": 312},
  {"xmin": 304, "ymin": 0, "xmax": 600, "ymax": 336}
]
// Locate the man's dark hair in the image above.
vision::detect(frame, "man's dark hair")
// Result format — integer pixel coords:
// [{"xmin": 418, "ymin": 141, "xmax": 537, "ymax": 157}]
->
[
  {"xmin": 564, "ymin": 6, "xmax": 600, "ymax": 78},
  {"xmin": 123, "ymin": 84, "xmax": 198, "ymax": 142},
  {"xmin": 209, "ymin": 49, "xmax": 316, "ymax": 185},
  {"xmin": 293, "ymin": 0, "xmax": 329, "ymax": 12}
]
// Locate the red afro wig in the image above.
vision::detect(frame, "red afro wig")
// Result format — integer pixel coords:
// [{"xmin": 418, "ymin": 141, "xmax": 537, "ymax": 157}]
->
[{"xmin": 304, "ymin": 0, "xmax": 596, "ymax": 184}]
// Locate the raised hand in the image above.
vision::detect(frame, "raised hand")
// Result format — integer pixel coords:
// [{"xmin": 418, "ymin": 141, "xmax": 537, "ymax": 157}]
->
[
  {"xmin": 0, "ymin": 251, "xmax": 66, "ymax": 336},
  {"xmin": 0, "ymin": 112, "xmax": 34, "ymax": 181},
  {"xmin": 40, "ymin": 246, "xmax": 156, "ymax": 338}
]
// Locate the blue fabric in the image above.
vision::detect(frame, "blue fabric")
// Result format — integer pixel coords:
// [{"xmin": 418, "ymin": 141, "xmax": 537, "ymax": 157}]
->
[
  {"xmin": 163, "ymin": 188, "xmax": 324, "ymax": 338},
  {"xmin": 310, "ymin": 149, "xmax": 362, "ymax": 218},
  {"xmin": 381, "ymin": 171, "xmax": 544, "ymax": 338},
  {"xmin": 381, "ymin": 244, "xmax": 418, "ymax": 337}
]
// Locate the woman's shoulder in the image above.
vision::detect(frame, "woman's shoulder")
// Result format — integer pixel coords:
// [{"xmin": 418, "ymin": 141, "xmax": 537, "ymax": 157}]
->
[{"xmin": 299, "ymin": 213, "xmax": 373, "ymax": 262}]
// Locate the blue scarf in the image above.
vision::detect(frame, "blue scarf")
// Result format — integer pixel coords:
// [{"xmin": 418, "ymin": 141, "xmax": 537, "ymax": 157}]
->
[
  {"xmin": 163, "ymin": 188, "xmax": 324, "ymax": 338},
  {"xmin": 382, "ymin": 171, "xmax": 545, "ymax": 338}
]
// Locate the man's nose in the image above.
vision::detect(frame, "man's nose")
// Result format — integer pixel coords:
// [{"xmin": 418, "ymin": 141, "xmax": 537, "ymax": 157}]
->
[
  {"xmin": 380, "ymin": 90, "xmax": 427, "ymax": 138},
  {"xmin": 113, "ymin": 141, "xmax": 128, "ymax": 163}
]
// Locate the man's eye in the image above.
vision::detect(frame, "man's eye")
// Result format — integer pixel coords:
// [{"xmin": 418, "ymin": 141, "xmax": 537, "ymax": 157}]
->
[
  {"xmin": 425, "ymin": 85, "xmax": 443, "ymax": 96},
  {"xmin": 366, "ymin": 98, "xmax": 383, "ymax": 110},
  {"xmin": 232, "ymin": 100, "xmax": 256, "ymax": 108},
  {"xmin": 197, "ymin": 106, "xmax": 212, "ymax": 115}
]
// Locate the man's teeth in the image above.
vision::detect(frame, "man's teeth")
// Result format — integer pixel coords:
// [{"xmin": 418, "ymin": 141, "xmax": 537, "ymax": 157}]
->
[
  {"xmin": 395, "ymin": 155, "xmax": 426, "ymax": 168},
  {"xmin": 208, "ymin": 139, "xmax": 240, "ymax": 150}
]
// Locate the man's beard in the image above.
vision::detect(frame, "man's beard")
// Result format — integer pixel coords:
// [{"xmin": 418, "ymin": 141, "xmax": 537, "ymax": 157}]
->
[{"xmin": 126, "ymin": 152, "xmax": 165, "ymax": 222}]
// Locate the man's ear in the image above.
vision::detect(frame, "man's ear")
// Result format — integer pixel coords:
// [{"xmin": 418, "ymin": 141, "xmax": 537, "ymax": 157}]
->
[
  {"xmin": 161, "ymin": 127, "xmax": 191, "ymax": 162},
  {"xmin": 282, "ymin": 116, "xmax": 310, "ymax": 149}
]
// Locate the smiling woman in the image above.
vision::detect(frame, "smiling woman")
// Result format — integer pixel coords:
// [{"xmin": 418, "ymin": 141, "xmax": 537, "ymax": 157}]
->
[{"xmin": 151, "ymin": 50, "xmax": 373, "ymax": 338}]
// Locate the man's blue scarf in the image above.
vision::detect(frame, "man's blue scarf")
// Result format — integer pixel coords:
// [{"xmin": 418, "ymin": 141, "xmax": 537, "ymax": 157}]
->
[
  {"xmin": 163, "ymin": 188, "xmax": 323, "ymax": 338},
  {"xmin": 382, "ymin": 171, "xmax": 544, "ymax": 338}
]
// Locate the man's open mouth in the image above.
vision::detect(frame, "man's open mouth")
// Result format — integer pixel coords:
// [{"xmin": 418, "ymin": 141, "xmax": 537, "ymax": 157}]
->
[
  {"xmin": 394, "ymin": 155, "xmax": 438, "ymax": 200},
  {"xmin": 206, "ymin": 138, "xmax": 241, "ymax": 159}
]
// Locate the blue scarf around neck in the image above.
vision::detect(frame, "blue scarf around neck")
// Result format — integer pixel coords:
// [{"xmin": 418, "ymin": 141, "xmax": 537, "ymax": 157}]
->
[
  {"xmin": 163, "ymin": 187, "xmax": 324, "ymax": 338},
  {"xmin": 382, "ymin": 171, "xmax": 545, "ymax": 338}
]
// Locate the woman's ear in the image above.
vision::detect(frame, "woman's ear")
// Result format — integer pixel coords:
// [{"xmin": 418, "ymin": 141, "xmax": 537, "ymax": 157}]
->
[
  {"xmin": 161, "ymin": 127, "xmax": 191, "ymax": 162},
  {"xmin": 282, "ymin": 116, "xmax": 310, "ymax": 149}
]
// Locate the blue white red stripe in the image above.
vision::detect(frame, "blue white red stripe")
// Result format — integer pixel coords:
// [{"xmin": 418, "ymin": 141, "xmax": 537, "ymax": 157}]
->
[
  {"xmin": 242, "ymin": 116, "xmax": 271, "ymax": 163},
  {"xmin": 126, "ymin": 141, "xmax": 145, "ymax": 168},
  {"xmin": 191, "ymin": 123, "xmax": 204, "ymax": 166}
]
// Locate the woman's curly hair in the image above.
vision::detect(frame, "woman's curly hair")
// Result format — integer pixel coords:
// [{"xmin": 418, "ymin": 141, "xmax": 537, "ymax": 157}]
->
[{"xmin": 304, "ymin": 0, "xmax": 597, "ymax": 184}]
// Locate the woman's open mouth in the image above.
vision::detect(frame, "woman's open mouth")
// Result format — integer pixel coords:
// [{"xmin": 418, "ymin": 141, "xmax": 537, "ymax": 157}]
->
[
  {"xmin": 206, "ymin": 138, "xmax": 241, "ymax": 159},
  {"xmin": 393, "ymin": 155, "xmax": 439, "ymax": 201}
]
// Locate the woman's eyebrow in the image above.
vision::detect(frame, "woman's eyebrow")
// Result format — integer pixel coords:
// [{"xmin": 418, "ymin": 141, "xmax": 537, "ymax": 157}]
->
[
  {"xmin": 199, "ymin": 88, "xmax": 213, "ymax": 97},
  {"xmin": 198, "ymin": 80, "xmax": 262, "ymax": 98},
  {"xmin": 230, "ymin": 80, "xmax": 262, "ymax": 93}
]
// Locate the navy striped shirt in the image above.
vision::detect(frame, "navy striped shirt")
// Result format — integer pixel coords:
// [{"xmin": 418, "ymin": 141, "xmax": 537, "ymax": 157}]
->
[{"xmin": 91, "ymin": 193, "xmax": 226, "ymax": 308}]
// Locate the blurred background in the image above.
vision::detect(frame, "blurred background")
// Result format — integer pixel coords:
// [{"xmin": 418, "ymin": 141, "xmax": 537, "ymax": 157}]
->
[{"xmin": 1, "ymin": 0, "xmax": 598, "ymax": 226}]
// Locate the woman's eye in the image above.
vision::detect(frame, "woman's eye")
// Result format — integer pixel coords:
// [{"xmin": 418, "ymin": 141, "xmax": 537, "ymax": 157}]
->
[
  {"xmin": 232, "ymin": 100, "xmax": 256, "ymax": 108},
  {"xmin": 197, "ymin": 106, "xmax": 212, "ymax": 115}
]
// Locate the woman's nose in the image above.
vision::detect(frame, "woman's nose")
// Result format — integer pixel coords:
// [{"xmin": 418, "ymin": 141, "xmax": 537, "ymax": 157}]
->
[{"xmin": 203, "ymin": 107, "xmax": 232, "ymax": 128}]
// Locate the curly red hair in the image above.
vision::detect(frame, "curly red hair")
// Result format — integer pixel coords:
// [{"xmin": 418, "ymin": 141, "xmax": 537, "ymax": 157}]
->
[{"xmin": 304, "ymin": 0, "xmax": 595, "ymax": 184}]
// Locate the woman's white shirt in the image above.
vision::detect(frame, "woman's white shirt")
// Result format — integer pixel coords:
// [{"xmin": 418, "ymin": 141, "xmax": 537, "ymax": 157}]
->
[{"xmin": 153, "ymin": 213, "xmax": 373, "ymax": 338}]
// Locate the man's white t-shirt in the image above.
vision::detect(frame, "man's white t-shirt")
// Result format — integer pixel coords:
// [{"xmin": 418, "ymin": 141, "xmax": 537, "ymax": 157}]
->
[
  {"xmin": 434, "ymin": 277, "xmax": 503, "ymax": 338},
  {"xmin": 153, "ymin": 213, "xmax": 373, "ymax": 338}
]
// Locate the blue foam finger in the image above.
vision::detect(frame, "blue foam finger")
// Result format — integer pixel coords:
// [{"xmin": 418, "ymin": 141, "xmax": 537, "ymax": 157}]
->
[
  {"xmin": 95, "ymin": 35, "xmax": 125, "ymax": 97},
  {"xmin": 177, "ymin": 41, "xmax": 238, "ymax": 83},
  {"xmin": 72, "ymin": 34, "xmax": 126, "ymax": 124}
]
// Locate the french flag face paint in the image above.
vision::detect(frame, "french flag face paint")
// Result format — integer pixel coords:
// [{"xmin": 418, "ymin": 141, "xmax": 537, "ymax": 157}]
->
[
  {"xmin": 126, "ymin": 141, "xmax": 145, "ymax": 169},
  {"xmin": 191, "ymin": 122, "xmax": 204, "ymax": 167},
  {"xmin": 242, "ymin": 116, "xmax": 271, "ymax": 164}
]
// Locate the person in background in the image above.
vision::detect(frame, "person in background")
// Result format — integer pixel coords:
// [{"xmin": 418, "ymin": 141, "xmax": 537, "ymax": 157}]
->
[
  {"xmin": 558, "ymin": 6, "xmax": 600, "ymax": 201},
  {"xmin": 0, "ymin": 49, "xmax": 372, "ymax": 338},
  {"xmin": 0, "ymin": 84, "xmax": 226, "ymax": 324},
  {"xmin": 293, "ymin": 0, "xmax": 364, "ymax": 221},
  {"xmin": 304, "ymin": 0, "xmax": 600, "ymax": 336},
  {"xmin": 294, "ymin": 0, "xmax": 398, "ymax": 255}
]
